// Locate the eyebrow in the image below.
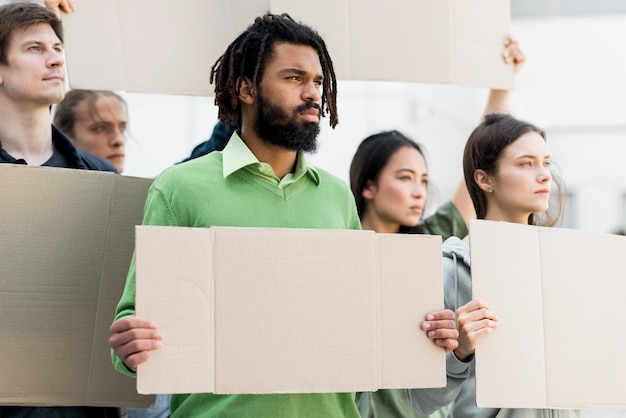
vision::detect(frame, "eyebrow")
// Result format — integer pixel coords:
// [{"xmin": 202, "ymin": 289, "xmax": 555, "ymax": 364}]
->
[
  {"xmin": 395, "ymin": 168, "xmax": 428, "ymax": 176},
  {"xmin": 21, "ymin": 40, "xmax": 63, "ymax": 48},
  {"xmin": 279, "ymin": 68, "xmax": 324, "ymax": 80},
  {"xmin": 515, "ymin": 154, "xmax": 551, "ymax": 160}
]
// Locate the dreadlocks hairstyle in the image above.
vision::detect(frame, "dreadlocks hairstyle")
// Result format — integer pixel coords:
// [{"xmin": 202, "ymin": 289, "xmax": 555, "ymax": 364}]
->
[{"xmin": 210, "ymin": 13, "xmax": 338, "ymax": 130}]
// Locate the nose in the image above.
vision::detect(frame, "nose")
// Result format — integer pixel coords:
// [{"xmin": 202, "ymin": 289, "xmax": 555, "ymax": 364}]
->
[
  {"xmin": 109, "ymin": 127, "xmax": 126, "ymax": 147},
  {"xmin": 303, "ymin": 80, "xmax": 321, "ymax": 103},
  {"xmin": 47, "ymin": 49, "xmax": 64, "ymax": 68},
  {"xmin": 538, "ymin": 165, "xmax": 551, "ymax": 183},
  {"xmin": 412, "ymin": 182, "xmax": 426, "ymax": 198}
]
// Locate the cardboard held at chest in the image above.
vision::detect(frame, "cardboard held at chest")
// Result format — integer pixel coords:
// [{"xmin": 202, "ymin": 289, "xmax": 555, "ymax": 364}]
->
[
  {"xmin": 135, "ymin": 226, "xmax": 446, "ymax": 394},
  {"xmin": 0, "ymin": 164, "xmax": 154, "ymax": 407},
  {"xmin": 470, "ymin": 219, "xmax": 626, "ymax": 409}
]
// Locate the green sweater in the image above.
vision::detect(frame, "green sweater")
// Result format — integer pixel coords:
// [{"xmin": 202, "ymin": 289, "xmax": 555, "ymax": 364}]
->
[{"xmin": 112, "ymin": 133, "xmax": 361, "ymax": 418}]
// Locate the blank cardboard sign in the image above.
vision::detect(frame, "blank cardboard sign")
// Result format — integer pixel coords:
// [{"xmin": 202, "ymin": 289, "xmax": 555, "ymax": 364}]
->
[
  {"xmin": 470, "ymin": 219, "xmax": 626, "ymax": 409},
  {"xmin": 0, "ymin": 164, "xmax": 154, "ymax": 407},
  {"xmin": 63, "ymin": 0, "xmax": 512, "ymax": 95},
  {"xmin": 135, "ymin": 226, "xmax": 445, "ymax": 394}
]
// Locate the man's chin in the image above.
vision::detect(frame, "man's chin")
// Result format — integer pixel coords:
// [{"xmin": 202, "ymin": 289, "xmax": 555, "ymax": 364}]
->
[{"xmin": 272, "ymin": 137, "xmax": 318, "ymax": 153}]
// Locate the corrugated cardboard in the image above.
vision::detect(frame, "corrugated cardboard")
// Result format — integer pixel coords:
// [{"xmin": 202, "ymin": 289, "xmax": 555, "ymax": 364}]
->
[
  {"xmin": 469, "ymin": 219, "xmax": 626, "ymax": 409},
  {"xmin": 135, "ymin": 226, "xmax": 445, "ymax": 394},
  {"xmin": 63, "ymin": 0, "xmax": 512, "ymax": 95},
  {"xmin": 0, "ymin": 164, "xmax": 154, "ymax": 407}
]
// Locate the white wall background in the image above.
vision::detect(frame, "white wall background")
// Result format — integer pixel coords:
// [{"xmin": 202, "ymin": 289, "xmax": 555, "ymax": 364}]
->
[{"xmin": 511, "ymin": 14, "xmax": 626, "ymax": 234}]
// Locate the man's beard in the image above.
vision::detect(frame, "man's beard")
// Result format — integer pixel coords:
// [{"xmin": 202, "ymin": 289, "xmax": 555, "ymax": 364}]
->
[{"xmin": 254, "ymin": 93, "xmax": 320, "ymax": 153}]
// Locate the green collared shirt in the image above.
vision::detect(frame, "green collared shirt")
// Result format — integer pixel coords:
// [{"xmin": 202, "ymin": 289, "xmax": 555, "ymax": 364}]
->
[{"xmin": 222, "ymin": 131, "xmax": 320, "ymax": 189}]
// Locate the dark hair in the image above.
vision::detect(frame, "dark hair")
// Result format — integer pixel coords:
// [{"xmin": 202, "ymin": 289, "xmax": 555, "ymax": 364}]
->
[
  {"xmin": 463, "ymin": 113, "xmax": 564, "ymax": 226},
  {"xmin": 210, "ymin": 13, "xmax": 338, "ymax": 129},
  {"xmin": 0, "ymin": 2, "xmax": 63, "ymax": 65},
  {"xmin": 349, "ymin": 130, "xmax": 427, "ymax": 233},
  {"xmin": 53, "ymin": 90, "xmax": 127, "ymax": 137}
]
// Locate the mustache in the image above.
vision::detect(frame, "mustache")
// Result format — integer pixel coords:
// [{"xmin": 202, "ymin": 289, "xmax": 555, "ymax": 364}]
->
[{"xmin": 295, "ymin": 102, "xmax": 321, "ymax": 113}]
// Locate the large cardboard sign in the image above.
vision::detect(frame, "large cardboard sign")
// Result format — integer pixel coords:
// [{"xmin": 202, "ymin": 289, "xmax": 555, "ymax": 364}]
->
[
  {"xmin": 0, "ymin": 165, "xmax": 154, "ymax": 407},
  {"xmin": 135, "ymin": 226, "xmax": 445, "ymax": 394},
  {"xmin": 470, "ymin": 219, "xmax": 626, "ymax": 409},
  {"xmin": 63, "ymin": 0, "xmax": 512, "ymax": 95}
]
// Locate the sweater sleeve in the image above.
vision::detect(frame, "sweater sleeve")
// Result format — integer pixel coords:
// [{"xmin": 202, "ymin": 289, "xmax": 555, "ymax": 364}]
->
[
  {"xmin": 111, "ymin": 184, "xmax": 179, "ymax": 377},
  {"xmin": 406, "ymin": 351, "xmax": 471, "ymax": 415},
  {"xmin": 406, "ymin": 244, "xmax": 473, "ymax": 414}
]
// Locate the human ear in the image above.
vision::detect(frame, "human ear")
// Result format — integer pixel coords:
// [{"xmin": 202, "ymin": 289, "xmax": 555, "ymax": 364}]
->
[
  {"xmin": 362, "ymin": 180, "xmax": 377, "ymax": 200},
  {"xmin": 474, "ymin": 169, "xmax": 493, "ymax": 193},
  {"xmin": 237, "ymin": 77, "xmax": 256, "ymax": 105}
]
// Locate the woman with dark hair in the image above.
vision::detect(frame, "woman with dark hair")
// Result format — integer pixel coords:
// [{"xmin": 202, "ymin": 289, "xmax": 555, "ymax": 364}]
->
[
  {"xmin": 351, "ymin": 38, "xmax": 526, "ymax": 418},
  {"xmin": 350, "ymin": 129, "xmax": 472, "ymax": 239},
  {"xmin": 408, "ymin": 113, "xmax": 572, "ymax": 418},
  {"xmin": 350, "ymin": 127, "xmax": 469, "ymax": 418}
]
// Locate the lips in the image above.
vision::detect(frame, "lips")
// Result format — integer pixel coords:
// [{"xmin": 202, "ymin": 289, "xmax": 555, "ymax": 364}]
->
[
  {"xmin": 300, "ymin": 109, "xmax": 320, "ymax": 122},
  {"xmin": 43, "ymin": 74, "xmax": 64, "ymax": 82}
]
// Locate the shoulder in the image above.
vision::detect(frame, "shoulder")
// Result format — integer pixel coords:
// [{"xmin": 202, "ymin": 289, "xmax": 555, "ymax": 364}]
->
[
  {"xmin": 315, "ymin": 167, "xmax": 351, "ymax": 193},
  {"xmin": 421, "ymin": 200, "xmax": 468, "ymax": 240},
  {"xmin": 155, "ymin": 152, "xmax": 223, "ymax": 187},
  {"xmin": 77, "ymin": 149, "xmax": 117, "ymax": 173},
  {"xmin": 51, "ymin": 125, "xmax": 117, "ymax": 172}
]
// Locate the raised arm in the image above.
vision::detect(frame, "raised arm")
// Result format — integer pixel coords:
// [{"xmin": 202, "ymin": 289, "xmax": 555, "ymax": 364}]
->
[
  {"xmin": 482, "ymin": 36, "xmax": 525, "ymax": 117},
  {"xmin": 450, "ymin": 36, "xmax": 526, "ymax": 224}
]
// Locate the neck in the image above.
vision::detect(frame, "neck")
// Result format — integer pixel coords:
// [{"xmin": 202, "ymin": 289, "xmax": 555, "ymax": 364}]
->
[
  {"xmin": 239, "ymin": 125, "xmax": 298, "ymax": 180},
  {"xmin": 484, "ymin": 208, "xmax": 530, "ymax": 225},
  {"xmin": 0, "ymin": 102, "xmax": 54, "ymax": 165},
  {"xmin": 360, "ymin": 210, "xmax": 401, "ymax": 234}
]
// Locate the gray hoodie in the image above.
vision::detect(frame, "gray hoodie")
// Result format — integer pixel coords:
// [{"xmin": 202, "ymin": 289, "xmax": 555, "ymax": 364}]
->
[{"xmin": 407, "ymin": 237, "xmax": 580, "ymax": 418}]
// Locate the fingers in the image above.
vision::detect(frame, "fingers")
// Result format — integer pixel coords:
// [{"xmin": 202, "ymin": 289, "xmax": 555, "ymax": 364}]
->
[
  {"xmin": 424, "ymin": 309, "xmax": 455, "ymax": 322},
  {"xmin": 454, "ymin": 299, "xmax": 498, "ymax": 360},
  {"xmin": 422, "ymin": 309, "xmax": 459, "ymax": 353},
  {"xmin": 433, "ymin": 337, "xmax": 459, "ymax": 353},
  {"xmin": 422, "ymin": 309, "xmax": 456, "ymax": 336},
  {"xmin": 457, "ymin": 299, "xmax": 498, "ymax": 322},
  {"xmin": 58, "ymin": 0, "xmax": 75, "ymax": 14},
  {"xmin": 43, "ymin": 0, "xmax": 75, "ymax": 18},
  {"xmin": 110, "ymin": 316, "xmax": 158, "ymax": 335},
  {"xmin": 109, "ymin": 317, "xmax": 162, "ymax": 372},
  {"xmin": 428, "ymin": 327, "xmax": 459, "ymax": 353},
  {"xmin": 502, "ymin": 36, "xmax": 525, "ymax": 74}
]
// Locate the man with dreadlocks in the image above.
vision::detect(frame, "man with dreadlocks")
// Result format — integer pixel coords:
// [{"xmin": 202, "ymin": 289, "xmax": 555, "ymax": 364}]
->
[{"xmin": 109, "ymin": 12, "xmax": 459, "ymax": 418}]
